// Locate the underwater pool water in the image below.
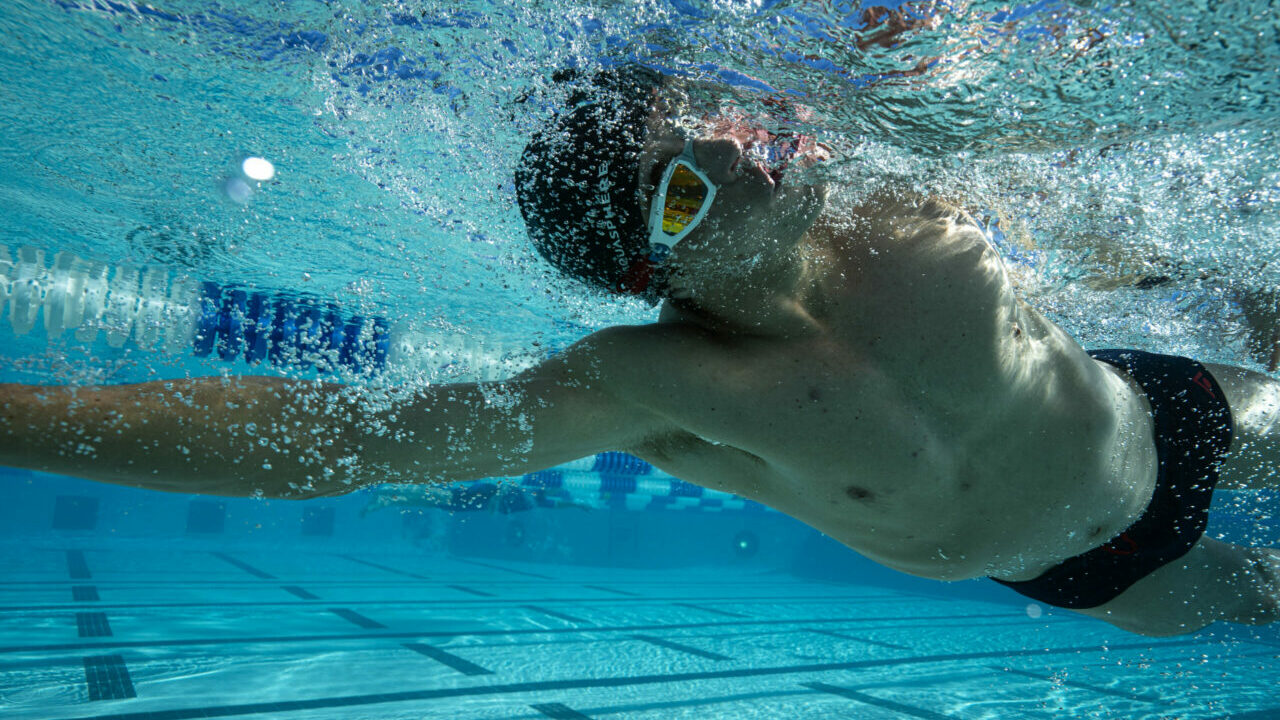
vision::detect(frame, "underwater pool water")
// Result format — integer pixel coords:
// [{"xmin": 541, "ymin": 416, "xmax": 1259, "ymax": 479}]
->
[{"xmin": 1, "ymin": 0, "xmax": 1279, "ymax": 717}]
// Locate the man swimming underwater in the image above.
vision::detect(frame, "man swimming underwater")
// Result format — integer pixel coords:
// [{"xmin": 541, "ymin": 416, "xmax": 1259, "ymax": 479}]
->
[{"xmin": 2, "ymin": 66, "xmax": 1278, "ymax": 636}]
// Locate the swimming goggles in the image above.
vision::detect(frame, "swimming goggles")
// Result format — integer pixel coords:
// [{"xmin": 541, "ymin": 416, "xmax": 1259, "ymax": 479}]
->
[
  {"xmin": 618, "ymin": 128, "xmax": 810, "ymax": 297},
  {"xmin": 646, "ymin": 138, "xmax": 718, "ymax": 263}
]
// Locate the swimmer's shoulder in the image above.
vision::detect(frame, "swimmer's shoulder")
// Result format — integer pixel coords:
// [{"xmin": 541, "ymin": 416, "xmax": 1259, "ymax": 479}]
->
[
  {"xmin": 842, "ymin": 190, "xmax": 982, "ymax": 245},
  {"xmin": 579, "ymin": 317, "xmax": 724, "ymax": 365},
  {"xmin": 563, "ymin": 319, "xmax": 734, "ymax": 396}
]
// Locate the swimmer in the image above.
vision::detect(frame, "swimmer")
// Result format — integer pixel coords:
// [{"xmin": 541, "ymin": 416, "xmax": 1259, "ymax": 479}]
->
[{"xmin": 3, "ymin": 66, "xmax": 1278, "ymax": 637}]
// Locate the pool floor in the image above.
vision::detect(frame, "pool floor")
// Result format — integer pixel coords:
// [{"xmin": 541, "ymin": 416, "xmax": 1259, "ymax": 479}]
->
[{"xmin": 0, "ymin": 539, "xmax": 1276, "ymax": 719}]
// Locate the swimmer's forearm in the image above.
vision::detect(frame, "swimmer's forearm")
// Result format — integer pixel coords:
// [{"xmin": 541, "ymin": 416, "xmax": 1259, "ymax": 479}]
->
[
  {"xmin": 0, "ymin": 378, "xmax": 364, "ymax": 498},
  {"xmin": 1, "ymin": 335, "xmax": 656, "ymax": 498},
  {"xmin": 0, "ymin": 376, "xmax": 584, "ymax": 499}
]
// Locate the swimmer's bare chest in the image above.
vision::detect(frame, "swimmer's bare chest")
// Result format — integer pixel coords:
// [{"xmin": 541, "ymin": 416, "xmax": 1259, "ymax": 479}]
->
[
  {"xmin": 628, "ymin": 324, "xmax": 1040, "ymax": 580},
  {"xmin": 623, "ymin": 202, "xmax": 1135, "ymax": 581}
]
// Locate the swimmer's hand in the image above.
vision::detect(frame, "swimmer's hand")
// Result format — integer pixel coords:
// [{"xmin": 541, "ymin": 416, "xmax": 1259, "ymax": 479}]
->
[{"xmin": 0, "ymin": 329, "xmax": 668, "ymax": 500}]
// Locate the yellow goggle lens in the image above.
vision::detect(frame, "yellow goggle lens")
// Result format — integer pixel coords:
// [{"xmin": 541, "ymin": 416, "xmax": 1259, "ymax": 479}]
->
[{"xmin": 660, "ymin": 163, "xmax": 709, "ymax": 236}]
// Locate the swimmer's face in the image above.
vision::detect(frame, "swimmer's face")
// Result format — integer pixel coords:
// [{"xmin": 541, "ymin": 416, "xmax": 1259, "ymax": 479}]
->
[{"xmin": 634, "ymin": 87, "xmax": 829, "ymax": 274}]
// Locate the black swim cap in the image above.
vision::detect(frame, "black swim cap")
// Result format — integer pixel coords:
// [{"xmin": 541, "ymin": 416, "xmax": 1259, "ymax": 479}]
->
[{"xmin": 515, "ymin": 65, "xmax": 664, "ymax": 300}]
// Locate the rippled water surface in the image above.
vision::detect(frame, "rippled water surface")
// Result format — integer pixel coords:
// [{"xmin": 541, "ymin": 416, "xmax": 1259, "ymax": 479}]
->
[{"xmin": 1, "ymin": 0, "xmax": 1278, "ymax": 367}]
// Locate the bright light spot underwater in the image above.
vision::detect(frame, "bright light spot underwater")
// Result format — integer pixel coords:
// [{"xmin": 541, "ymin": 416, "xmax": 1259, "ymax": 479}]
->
[{"xmin": 241, "ymin": 156, "xmax": 275, "ymax": 181}]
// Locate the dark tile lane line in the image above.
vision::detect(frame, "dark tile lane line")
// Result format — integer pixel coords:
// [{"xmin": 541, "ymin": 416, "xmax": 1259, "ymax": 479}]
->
[
  {"xmin": 530, "ymin": 702, "xmax": 594, "ymax": 719},
  {"xmin": 673, "ymin": 603, "xmax": 750, "ymax": 619},
  {"xmin": 808, "ymin": 629, "xmax": 911, "ymax": 650},
  {"xmin": 523, "ymin": 605, "xmax": 593, "ymax": 625},
  {"xmin": 0, "ymin": 592, "xmax": 916, "ymax": 614},
  {"xmin": 209, "ymin": 553, "xmax": 275, "ymax": 580},
  {"xmin": 452, "ymin": 559, "xmax": 557, "ymax": 580},
  {"xmin": 328, "ymin": 609, "xmax": 387, "ymax": 630},
  {"xmin": 583, "ymin": 585, "xmax": 640, "ymax": 597},
  {"xmin": 83, "ymin": 654, "xmax": 135, "ymax": 701},
  {"xmin": 64, "ymin": 551, "xmax": 134, "ymax": 703},
  {"xmin": 803, "ymin": 682, "xmax": 959, "ymax": 720},
  {"xmin": 0, "ymin": 573, "xmax": 901, "ymax": 591},
  {"xmin": 280, "ymin": 586, "xmax": 319, "ymax": 600},
  {"xmin": 66, "ymin": 551, "xmax": 91, "ymax": 580},
  {"xmin": 0, "ymin": 612, "xmax": 1036, "ymax": 655},
  {"xmin": 328, "ymin": 606, "xmax": 500, "ymax": 677},
  {"xmin": 555, "ymin": 688, "xmax": 814, "ymax": 719},
  {"xmin": 447, "ymin": 584, "xmax": 496, "ymax": 598},
  {"xmin": 334, "ymin": 555, "xmax": 432, "ymax": 580},
  {"xmin": 401, "ymin": 642, "xmax": 494, "ymax": 676},
  {"xmin": 47, "ymin": 638, "xmax": 1209, "ymax": 720},
  {"xmin": 632, "ymin": 634, "xmax": 732, "ymax": 661},
  {"xmin": 76, "ymin": 612, "xmax": 112, "ymax": 638},
  {"xmin": 988, "ymin": 665, "xmax": 1165, "ymax": 704}
]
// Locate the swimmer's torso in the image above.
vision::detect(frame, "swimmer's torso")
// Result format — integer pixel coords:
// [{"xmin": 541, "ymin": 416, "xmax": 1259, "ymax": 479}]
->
[{"xmin": 617, "ymin": 195, "xmax": 1159, "ymax": 581}]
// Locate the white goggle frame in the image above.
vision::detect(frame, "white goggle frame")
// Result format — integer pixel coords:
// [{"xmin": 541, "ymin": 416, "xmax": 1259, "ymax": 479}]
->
[{"xmin": 646, "ymin": 139, "xmax": 718, "ymax": 263}]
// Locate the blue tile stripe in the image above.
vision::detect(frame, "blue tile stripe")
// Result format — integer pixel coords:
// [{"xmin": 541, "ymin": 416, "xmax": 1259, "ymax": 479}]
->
[
  {"xmin": 66, "ymin": 550, "xmax": 91, "ymax": 579},
  {"xmin": 401, "ymin": 642, "xmax": 494, "ymax": 676},
  {"xmin": 71, "ymin": 585, "xmax": 100, "ymax": 602},
  {"xmin": 633, "ymin": 634, "xmax": 731, "ymax": 661},
  {"xmin": 83, "ymin": 654, "xmax": 136, "ymax": 701},
  {"xmin": 531, "ymin": 702, "xmax": 595, "ymax": 719},
  {"xmin": 76, "ymin": 612, "xmax": 112, "ymax": 638},
  {"xmin": 211, "ymin": 553, "xmax": 276, "ymax": 579},
  {"xmin": 802, "ymin": 682, "xmax": 957, "ymax": 720}
]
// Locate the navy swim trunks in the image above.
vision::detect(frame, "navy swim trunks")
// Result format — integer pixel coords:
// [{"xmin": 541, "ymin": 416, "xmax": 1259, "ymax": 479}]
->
[{"xmin": 992, "ymin": 349, "xmax": 1234, "ymax": 609}]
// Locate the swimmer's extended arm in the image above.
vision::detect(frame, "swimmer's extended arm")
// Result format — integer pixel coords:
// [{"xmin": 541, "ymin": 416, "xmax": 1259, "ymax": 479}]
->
[{"xmin": 0, "ymin": 328, "xmax": 669, "ymax": 499}]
